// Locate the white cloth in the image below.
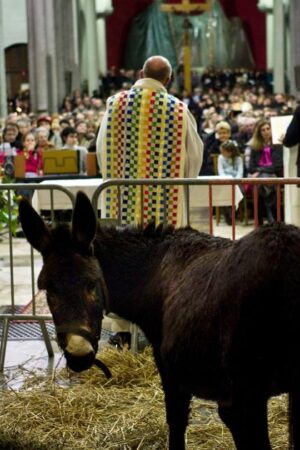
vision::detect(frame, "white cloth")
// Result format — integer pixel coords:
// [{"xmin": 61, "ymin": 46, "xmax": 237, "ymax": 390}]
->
[{"xmin": 31, "ymin": 177, "xmax": 243, "ymax": 212}]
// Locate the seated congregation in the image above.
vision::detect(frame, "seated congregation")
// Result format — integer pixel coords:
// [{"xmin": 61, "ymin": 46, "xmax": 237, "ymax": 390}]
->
[{"xmin": 200, "ymin": 118, "xmax": 284, "ymax": 226}]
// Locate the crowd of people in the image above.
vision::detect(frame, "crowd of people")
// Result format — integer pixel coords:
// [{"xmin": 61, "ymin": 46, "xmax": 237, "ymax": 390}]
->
[
  {"xmin": 0, "ymin": 66, "xmax": 298, "ymax": 227},
  {"xmin": 0, "ymin": 105, "xmax": 105, "ymax": 178}
]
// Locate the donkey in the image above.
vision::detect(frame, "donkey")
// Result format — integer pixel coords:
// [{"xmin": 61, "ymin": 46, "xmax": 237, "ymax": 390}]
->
[{"xmin": 19, "ymin": 191, "xmax": 300, "ymax": 450}]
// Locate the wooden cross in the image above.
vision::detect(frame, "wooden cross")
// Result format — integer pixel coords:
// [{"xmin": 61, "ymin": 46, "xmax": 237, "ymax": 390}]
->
[
  {"xmin": 161, "ymin": 0, "xmax": 212, "ymax": 14},
  {"xmin": 161, "ymin": 0, "xmax": 212, "ymax": 94}
]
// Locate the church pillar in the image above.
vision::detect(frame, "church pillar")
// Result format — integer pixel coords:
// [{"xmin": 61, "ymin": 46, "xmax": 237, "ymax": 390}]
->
[
  {"xmin": 27, "ymin": 0, "xmax": 49, "ymax": 113},
  {"xmin": 95, "ymin": 0, "xmax": 113, "ymax": 77},
  {"xmin": 84, "ymin": 0, "xmax": 99, "ymax": 96},
  {"xmin": 96, "ymin": 19, "xmax": 107, "ymax": 76},
  {"xmin": 273, "ymin": 0, "xmax": 285, "ymax": 93},
  {"xmin": 53, "ymin": 0, "xmax": 80, "ymax": 103},
  {"xmin": 257, "ymin": 1, "xmax": 273, "ymax": 71},
  {"xmin": 44, "ymin": 0, "xmax": 58, "ymax": 114},
  {"xmin": 27, "ymin": 0, "xmax": 80, "ymax": 113},
  {"xmin": 266, "ymin": 13, "xmax": 273, "ymax": 70},
  {"xmin": 0, "ymin": 1, "xmax": 7, "ymax": 117}
]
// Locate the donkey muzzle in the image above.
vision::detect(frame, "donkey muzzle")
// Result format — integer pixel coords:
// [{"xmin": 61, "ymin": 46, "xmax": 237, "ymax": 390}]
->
[{"xmin": 64, "ymin": 349, "xmax": 96, "ymax": 372}]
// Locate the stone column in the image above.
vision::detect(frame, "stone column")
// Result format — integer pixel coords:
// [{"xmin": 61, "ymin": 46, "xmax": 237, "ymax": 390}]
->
[
  {"xmin": 71, "ymin": 0, "xmax": 80, "ymax": 90},
  {"xmin": 0, "ymin": 1, "xmax": 7, "ymax": 117},
  {"xmin": 53, "ymin": 0, "xmax": 80, "ymax": 103},
  {"xmin": 96, "ymin": 18, "xmax": 107, "ymax": 76},
  {"xmin": 273, "ymin": 0, "xmax": 285, "ymax": 93},
  {"xmin": 289, "ymin": 0, "xmax": 300, "ymax": 96},
  {"xmin": 266, "ymin": 13, "xmax": 274, "ymax": 70},
  {"xmin": 44, "ymin": 0, "xmax": 57, "ymax": 114},
  {"xmin": 257, "ymin": 0, "xmax": 274, "ymax": 72},
  {"xmin": 27, "ymin": 0, "xmax": 80, "ymax": 113},
  {"xmin": 95, "ymin": 0, "xmax": 113, "ymax": 77},
  {"xmin": 27, "ymin": 0, "xmax": 49, "ymax": 113},
  {"xmin": 84, "ymin": 0, "xmax": 99, "ymax": 96}
]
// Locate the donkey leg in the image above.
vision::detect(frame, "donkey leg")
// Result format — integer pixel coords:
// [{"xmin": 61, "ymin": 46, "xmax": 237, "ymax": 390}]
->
[
  {"xmin": 218, "ymin": 397, "xmax": 271, "ymax": 450},
  {"xmin": 163, "ymin": 385, "xmax": 191, "ymax": 450},
  {"xmin": 289, "ymin": 389, "xmax": 300, "ymax": 450}
]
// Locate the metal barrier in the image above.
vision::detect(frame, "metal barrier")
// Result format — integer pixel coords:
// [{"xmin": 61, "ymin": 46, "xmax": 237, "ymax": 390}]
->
[
  {"xmin": 0, "ymin": 183, "xmax": 75, "ymax": 371},
  {"xmin": 1, "ymin": 177, "xmax": 299, "ymax": 369},
  {"xmin": 91, "ymin": 177, "xmax": 299, "ymax": 240}
]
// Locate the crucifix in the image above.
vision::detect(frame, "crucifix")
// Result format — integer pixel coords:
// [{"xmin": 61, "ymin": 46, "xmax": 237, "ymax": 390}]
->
[{"xmin": 161, "ymin": 0, "xmax": 212, "ymax": 94}]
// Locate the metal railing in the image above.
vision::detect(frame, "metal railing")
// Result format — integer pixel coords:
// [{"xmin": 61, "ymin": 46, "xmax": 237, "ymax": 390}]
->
[
  {"xmin": 0, "ymin": 183, "xmax": 75, "ymax": 371},
  {"xmin": 91, "ymin": 177, "xmax": 298, "ymax": 240},
  {"xmin": 0, "ymin": 177, "xmax": 299, "ymax": 369}
]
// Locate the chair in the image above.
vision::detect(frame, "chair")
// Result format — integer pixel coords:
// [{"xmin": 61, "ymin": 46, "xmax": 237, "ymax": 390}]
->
[
  {"xmin": 42, "ymin": 149, "xmax": 80, "ymax": 175},
  {"xmin": 86, "ymin": 152, "xmax": 98, "ymax": 176}
]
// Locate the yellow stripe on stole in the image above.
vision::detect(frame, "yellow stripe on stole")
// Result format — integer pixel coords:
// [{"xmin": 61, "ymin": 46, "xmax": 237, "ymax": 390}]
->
[
  {"xmin": 154, "ymin": 93, "xmax": 169, "ymax": 225},
  {"xmin": 134, "ymin": 89, "xmax": 152, "ymax": 222}
]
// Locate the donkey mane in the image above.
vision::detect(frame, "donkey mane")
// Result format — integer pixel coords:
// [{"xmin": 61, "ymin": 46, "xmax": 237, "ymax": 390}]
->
[
  {"xmin": 95, "ymin": 221, "xmax": 232, "ymax": 252},
  {"xmin": 49, "ymin": 220, "xmax": 232, "ymax": 259},
  {"xmin": 96, "ymin": 221, "xmax": 175, "ymax": 240}
]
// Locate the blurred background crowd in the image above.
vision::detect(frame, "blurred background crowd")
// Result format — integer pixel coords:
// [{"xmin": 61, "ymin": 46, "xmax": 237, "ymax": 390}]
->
[{"xmin": 0, "ymin": 66, "xmax": 294, "ymax": 180}]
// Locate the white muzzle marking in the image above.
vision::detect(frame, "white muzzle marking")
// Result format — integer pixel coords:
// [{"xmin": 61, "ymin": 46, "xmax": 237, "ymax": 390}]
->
[{"xmin": 65, "ymin": 334, "xmax": 93, "ymax": 357}]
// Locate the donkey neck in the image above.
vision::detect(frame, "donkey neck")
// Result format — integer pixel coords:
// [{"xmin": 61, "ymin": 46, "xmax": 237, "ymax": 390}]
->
[
  {"xmin": 93, "ymin": 226, "xmax": 232, "ymax": 345},
  {"xmin": 94, "ymin": 230, "xmax": 165, "ymax": 323}
]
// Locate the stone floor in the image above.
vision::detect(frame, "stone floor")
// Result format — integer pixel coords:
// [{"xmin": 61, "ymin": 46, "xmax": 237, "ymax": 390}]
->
[{"xmin": 0, "ymin": 217, "xmax": 255, "ymax": 387}]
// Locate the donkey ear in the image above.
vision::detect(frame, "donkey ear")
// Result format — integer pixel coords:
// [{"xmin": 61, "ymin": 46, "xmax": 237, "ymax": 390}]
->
[
  {"xmin": 19, "ymin": 198, "xmax": 51, "ymax": 254},
  {"xmin": 72, "ymin": 191, "xmax": 97, "ymax": 249}
]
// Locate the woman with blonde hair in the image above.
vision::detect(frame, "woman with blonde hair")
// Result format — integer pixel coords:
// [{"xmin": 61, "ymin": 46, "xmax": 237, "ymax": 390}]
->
[{"xmin": 248, "ymin": 119, "xmax": 283, "ymax": 224}]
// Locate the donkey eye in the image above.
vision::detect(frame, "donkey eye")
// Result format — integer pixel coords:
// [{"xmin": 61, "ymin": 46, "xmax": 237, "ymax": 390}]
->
[{"xmin": 86, "ymin": 282, "xmax": 97, "ymax": 291}]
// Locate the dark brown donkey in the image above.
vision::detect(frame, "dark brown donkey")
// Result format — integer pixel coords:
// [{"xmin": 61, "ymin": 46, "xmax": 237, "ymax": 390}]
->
[{"xmin": 19, "ymin": 191, "xmax": 300, "ymax": 450}]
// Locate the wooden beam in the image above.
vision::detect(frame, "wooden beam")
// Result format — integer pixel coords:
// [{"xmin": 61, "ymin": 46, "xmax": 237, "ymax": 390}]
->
[{"xmin": 161, "ymin": 0, "xmax": 211, "ymax": 14}]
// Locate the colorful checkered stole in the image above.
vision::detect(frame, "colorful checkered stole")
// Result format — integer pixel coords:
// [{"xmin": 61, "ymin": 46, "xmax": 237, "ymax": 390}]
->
[{"xmin": 103, "ymin": 87, "xmax": 187, "ymax": 226}]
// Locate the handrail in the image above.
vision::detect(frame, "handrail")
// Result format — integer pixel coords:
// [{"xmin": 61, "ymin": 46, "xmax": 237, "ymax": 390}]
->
[
  {"xmin": 91, "ymin": 176, "xmax": 299, "ymax": 208},
  {"xmin": 91, "ymin": 176, "xmax": 291, "ymax": 233}
]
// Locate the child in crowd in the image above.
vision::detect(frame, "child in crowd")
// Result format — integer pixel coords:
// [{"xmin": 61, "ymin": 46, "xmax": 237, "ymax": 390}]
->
[
  {"xmin": 218, "ymin": 140, "xmax": 244, "ymax": 224},
  {"xmin": 15, "ymin": 132, "xmax": 42, "ymax": 202},
  {"xmin": 61, "ymin": 126, "xmax": 87, "ymax": 174},
  {"xmin": 18, "ymin": 132, "xmax": 43, "ymax": 177},
  {"xmin": 218, "ymin": 139, "xmax": 244, "ymax": 178}
]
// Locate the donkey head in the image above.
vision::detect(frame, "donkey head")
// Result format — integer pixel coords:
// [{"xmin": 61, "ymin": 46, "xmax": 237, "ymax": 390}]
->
[{"xmin": 19, "ymin": 192, "xmax": 108, "ymax": 373}]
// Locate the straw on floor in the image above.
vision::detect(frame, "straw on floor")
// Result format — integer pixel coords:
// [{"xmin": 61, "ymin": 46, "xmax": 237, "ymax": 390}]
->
[{"xmin": 0, "ymin": 347, "xmax": 289, "ymax": 449}]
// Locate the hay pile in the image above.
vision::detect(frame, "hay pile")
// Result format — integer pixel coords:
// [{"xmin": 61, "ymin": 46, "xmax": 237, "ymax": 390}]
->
[{"xmin": 0, "ymin": 347, "xmax": 289, "ymax": 449}]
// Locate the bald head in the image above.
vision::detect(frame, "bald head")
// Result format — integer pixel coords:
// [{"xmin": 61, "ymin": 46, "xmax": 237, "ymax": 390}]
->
[{"xmin": 141, "ymin": 56, "xmax": 172, "ymax": 86}]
